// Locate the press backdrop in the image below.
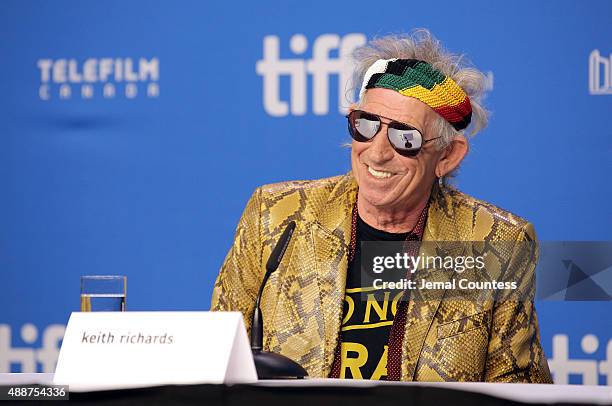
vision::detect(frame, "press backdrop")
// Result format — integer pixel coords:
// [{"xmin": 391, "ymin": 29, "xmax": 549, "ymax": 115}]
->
[{"xmin": 1, "ymin": 0, "xmax": 611, "ymax": 384}]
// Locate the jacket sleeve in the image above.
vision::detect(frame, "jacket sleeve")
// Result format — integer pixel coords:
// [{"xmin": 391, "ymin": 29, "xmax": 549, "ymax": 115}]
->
[
  {"xmin": 210, "ymin": 188, "xmax": 264, "ymax": 332},
  {"xmin": 484, "ymin": 222, "xmax": 553, "ymax": 383}
]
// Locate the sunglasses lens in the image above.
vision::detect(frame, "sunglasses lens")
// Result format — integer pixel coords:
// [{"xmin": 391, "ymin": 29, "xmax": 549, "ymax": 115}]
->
[
  {"xmin": 388, "ymin": 126, "xmax": 423, "ymax": 157},
  {"xmin": 348, "ymin": 111, "xmax": 427, "ymax": 158},
  {"xmin": 349, "ymin": 111, "xmax": 380, "ymax": 141}
]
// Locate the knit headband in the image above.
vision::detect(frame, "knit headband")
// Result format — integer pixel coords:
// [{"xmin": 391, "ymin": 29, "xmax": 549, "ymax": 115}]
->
[{"xmin": 359, "ymin": 58, "xmax": 472, "ymax": 131}]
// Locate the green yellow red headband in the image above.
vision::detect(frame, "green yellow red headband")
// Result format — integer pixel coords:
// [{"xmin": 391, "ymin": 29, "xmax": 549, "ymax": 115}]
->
[{"xmin": 359, "ymin": 58, "xmax": 472, "ymax": 131}]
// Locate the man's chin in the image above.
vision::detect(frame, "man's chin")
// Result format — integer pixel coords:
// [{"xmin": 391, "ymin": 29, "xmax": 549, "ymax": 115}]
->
[{"xmin": 358, "ymin": 190, "xmax": 397, "ymax": 208}]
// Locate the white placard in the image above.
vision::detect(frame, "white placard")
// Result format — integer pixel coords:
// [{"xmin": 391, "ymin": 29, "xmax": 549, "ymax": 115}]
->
[{"xmin": 53, "ymin": 311, "xmax": 257, "ymax": 391}]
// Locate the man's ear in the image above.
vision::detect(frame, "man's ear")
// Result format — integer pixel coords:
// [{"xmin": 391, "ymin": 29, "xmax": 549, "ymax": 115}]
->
[
  {"xmin": 348, "ymin": 103, "xmax": 358, "ymax": 112},
  {"xmin": 435, "ymin": 135, "xmax": 468, "ymax": 177}
]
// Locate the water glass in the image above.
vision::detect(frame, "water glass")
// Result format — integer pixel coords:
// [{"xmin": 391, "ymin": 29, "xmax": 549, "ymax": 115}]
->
[{"xmin": 80, "ymin": 275, "xmax": 127, "ymax": 312}]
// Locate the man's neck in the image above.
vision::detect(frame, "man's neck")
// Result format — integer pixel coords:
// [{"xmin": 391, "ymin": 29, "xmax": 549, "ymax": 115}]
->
[{"xmin": 357, "ymin": 193, "xmax": 430, "ymax": 234}]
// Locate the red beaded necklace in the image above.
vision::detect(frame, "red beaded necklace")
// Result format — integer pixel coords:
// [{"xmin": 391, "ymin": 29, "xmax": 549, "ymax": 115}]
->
[{"xmin": 330, "ymin": 197, "xmax": 430, "ymax": 380}]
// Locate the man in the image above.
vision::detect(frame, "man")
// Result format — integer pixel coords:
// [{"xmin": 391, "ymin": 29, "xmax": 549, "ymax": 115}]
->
[{"xmin": 211, "ymin": 29, "xmax": 552, "ymax": 383}]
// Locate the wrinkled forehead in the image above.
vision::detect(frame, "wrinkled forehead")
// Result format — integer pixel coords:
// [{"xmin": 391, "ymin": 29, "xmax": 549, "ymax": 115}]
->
[{"xmin": 360, "ymin": 88, "xmax": 436, "ymax": 133}]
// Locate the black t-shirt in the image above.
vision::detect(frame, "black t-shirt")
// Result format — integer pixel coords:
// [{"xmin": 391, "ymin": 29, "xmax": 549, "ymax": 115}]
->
[{"xmin": 338, "ymin": 215, "xmax": 409, "ymax": 380}]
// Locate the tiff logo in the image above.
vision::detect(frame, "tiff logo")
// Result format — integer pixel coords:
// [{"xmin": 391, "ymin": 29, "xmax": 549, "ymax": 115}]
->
[
  {"xmin": 588, "ymin": 50, "xmax": 612, "ymax": 95},
  {"xmin": 0, "ymin": 324, "xmax": 65, "ymax": 373},
  {"xmin": 548, "ymin": 334, "xmax": 612, "ymax": 385},
  {"xmin": 256, "ymin": 33, "xmax": 366, "ymax": 116}
]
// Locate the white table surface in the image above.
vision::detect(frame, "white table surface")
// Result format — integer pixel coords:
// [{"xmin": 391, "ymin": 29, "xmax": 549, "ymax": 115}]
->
[{"xmin": 1, "ymin": 373, "xmax": 611, "ymax": 404}]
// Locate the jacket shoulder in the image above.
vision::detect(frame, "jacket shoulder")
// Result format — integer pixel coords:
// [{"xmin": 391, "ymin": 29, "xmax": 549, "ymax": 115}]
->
[
  {"xmin": 256, "ymin": 174, "xmax": 351, "ymax": 227},
  {"xmin": 260, "ymin": 174, "xmax": 346, "ymax": 195},
  {"xmin": 442, "ymin": 187, "xmax": 536, "ymax": 241}
]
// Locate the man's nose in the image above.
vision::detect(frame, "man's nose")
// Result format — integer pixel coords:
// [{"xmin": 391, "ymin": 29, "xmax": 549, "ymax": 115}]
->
[{"xmin": 367, "ymin": 124, "xmax": 395, "ymax": 162}]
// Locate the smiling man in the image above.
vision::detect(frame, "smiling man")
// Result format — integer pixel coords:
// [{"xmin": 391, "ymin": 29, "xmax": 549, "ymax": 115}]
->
[
  {"xmin": 211, "ymin": 29, "xmax": 552, "ymax": 382},
  {"xmin": 349, "ymin": 87, "xmax": 464, "ymax": 234}
]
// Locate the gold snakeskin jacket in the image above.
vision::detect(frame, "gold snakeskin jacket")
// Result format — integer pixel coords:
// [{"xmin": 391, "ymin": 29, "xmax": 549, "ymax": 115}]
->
[{"xmin": 211, "ymin": 173, "xmax": 552, "ymax": 383}]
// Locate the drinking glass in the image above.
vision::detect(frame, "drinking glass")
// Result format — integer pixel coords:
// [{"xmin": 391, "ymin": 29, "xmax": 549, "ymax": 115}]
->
[{"xmin": 80, "ymin": 275, "xmax": 127, "ymax": 312}]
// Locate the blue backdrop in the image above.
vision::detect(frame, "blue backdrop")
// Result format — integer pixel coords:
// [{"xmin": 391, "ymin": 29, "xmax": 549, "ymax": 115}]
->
[{"xmin": 1, "ymin": 0, "xmax": 611, "ymax": 384}]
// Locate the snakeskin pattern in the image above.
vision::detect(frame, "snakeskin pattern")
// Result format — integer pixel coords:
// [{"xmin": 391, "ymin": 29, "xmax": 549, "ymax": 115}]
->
[{"xmin": 210, "ymin": 173, "xmax": 552, "ymax": 383}]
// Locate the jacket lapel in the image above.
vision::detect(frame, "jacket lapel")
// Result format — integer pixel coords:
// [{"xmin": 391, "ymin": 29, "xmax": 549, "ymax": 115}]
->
[
  {"xmin": 310, "ymin": 174, "xmax": 357, "ymax": 376},
  {"xmin": 400, "ymin": 184, "xmax": 463, "ymax": 380}
]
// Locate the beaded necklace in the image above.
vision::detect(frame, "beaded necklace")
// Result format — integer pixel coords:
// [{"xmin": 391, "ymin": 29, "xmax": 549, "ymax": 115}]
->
[{"xmin": 330, "ymin": 198, "xmax": 430, "ymax": 380}]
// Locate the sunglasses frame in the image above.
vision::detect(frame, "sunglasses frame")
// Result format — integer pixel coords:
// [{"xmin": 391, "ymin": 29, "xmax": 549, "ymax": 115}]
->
[{"xmin": 346, "ymin": 109, "xmax": 441, "ymax": 157}]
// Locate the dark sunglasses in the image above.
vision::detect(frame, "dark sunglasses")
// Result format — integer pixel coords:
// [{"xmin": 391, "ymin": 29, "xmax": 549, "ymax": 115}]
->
[{"xmin": 346, "ymin": 110, "xmax": 440, "ymax": 157}]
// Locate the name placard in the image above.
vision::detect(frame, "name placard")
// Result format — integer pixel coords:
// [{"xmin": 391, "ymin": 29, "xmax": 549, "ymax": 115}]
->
[{"xmin": 54, "ymin": 311, "xmax": 257, "ymax": 391}]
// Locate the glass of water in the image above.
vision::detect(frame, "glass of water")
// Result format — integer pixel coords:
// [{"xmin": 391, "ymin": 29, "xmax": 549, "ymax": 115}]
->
[{"xmin": 80, "ymin": 275, "xmax": 127, "ymax": 311}]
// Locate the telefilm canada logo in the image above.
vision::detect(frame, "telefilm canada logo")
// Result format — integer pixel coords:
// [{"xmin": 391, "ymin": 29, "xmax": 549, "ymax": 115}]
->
[
  {"xmin": 37, "ymin": 57, "xmax": 160, "ymax": 101},
  {"xmin": 589, "ymin": 50, "xmax": 612, "ymax": 95}
]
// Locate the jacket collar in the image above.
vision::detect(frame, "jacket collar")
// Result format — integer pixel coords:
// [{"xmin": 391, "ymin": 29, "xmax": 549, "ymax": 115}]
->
[
  {"xmin": 316, "ymin": 172, "xmax": 462, "ymax": 243},
  {"xmin": 309, "ymin": 173, "xmax": 358, "ymax": 376},
  {"xmin": 315, "ymin": 173, "xmax": 359, "ymax": 242}
]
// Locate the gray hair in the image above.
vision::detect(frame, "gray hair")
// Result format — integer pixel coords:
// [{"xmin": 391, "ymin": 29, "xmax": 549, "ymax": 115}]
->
[{"xmin": 350, "ymin": 29, "xmax": 489, "ymax": 162}]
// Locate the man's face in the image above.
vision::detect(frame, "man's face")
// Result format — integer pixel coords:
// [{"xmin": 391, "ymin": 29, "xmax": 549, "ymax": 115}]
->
[{"xmin": 351, "ymin": 88, "xmax": 443, "ymax": 211}]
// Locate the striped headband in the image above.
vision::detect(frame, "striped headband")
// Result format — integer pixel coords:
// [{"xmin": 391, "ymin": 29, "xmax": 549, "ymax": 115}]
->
[{"xmin": 359, "ymin": 58, "xmax": 472, "ymax": 131}]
